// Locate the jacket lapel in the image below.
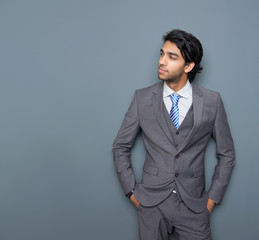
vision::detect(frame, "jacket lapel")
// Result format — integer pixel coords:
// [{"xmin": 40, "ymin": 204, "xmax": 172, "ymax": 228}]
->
[
  {"xmin": 177, "ymin": 83, "xmax": 204, "ymax": 153},
  {"xmin": 152, "ymin": 83, "xmax": 175, "ymax": 146}
]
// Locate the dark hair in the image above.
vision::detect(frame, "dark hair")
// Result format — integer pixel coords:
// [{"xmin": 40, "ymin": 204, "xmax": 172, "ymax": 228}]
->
[{"xmin": 163, "ymin": 29, "xmax": 203, "ymax": 82}]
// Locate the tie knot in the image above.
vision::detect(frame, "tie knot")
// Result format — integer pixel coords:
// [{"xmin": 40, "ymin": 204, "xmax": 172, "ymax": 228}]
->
[{"xmin": 170, "ymin": 94, "xmax": 181, "ymax": 106}]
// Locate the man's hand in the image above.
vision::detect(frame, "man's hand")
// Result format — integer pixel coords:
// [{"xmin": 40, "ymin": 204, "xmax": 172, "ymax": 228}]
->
[
  {"xmin": 130, "ymin": 194, "xmax": 140, "ymax": 208},
  {"xmin": 207, "ymin": 198, "xmax": 215, "ymax": 214}
]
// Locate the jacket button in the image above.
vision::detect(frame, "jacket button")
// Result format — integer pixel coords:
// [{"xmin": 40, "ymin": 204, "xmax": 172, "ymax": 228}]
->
[
  {"xmin": 175, "ymin": 154, "xmax": 179, "ymax": 159},
  {"xmin": 176, "ymin": 131, "xmax": 179, "ymax": 135},
  {"xmin": 175, "ymin": 173, "xmax": 179, "ymax": 177}
]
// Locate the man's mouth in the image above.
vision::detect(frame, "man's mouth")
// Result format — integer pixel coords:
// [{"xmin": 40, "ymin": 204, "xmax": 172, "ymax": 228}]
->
[{"xmin": 159, "ymin": 68, "xmax": 167, "ymax": 73}]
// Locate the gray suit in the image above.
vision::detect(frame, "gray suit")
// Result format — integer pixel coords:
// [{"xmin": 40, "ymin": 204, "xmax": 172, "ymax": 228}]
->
[{"xmin": 113, "ymin": 82, "xmax": 235, "ymax": 238}]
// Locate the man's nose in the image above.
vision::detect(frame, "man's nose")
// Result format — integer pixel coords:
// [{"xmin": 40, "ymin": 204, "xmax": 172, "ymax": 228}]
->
[{"xmin": 159, "ymin": 56, "xmax": 167, "ymax": 66}]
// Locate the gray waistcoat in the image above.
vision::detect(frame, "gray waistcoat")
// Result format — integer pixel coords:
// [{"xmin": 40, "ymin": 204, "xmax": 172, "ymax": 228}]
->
[{"xmin": 162, "ymin": 103, "xmax": 194, "ymax": 149}]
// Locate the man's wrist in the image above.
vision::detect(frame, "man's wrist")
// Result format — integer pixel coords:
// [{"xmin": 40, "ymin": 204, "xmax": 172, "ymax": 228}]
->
[
  {"xmin": 208, "ymin": 197, "xmax": 218, "ymax": 205},
  {"xmin": 125, "ymin": 190, "xmax": 134, "ymax": 199}
]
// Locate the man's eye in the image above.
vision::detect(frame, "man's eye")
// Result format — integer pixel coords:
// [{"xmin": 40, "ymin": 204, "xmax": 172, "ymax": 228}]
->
[{"xmin": 170, "ymin": 55, "xmax": 178, "ymax": 60}]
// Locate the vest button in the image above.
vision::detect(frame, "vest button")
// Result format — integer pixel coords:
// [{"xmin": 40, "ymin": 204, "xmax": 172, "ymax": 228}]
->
[
  {"xmin": 176, "ymin": 131, "xmax": 179, "ymax": 135},
  {"xmin": 175, "ymin": 173, "xmax": 179, "ymax": 177},
  {"xmin": 175, "ymin": 154, "xmax": 179, "ymax": 159}
]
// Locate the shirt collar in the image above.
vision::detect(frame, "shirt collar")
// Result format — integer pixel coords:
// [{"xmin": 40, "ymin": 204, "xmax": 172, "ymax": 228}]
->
[{"xmin": 163, "ymin": 80, "xmax": 192, "ymax": 99}]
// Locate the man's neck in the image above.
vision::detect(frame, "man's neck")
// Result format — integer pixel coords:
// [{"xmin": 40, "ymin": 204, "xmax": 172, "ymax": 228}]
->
[{"xmin": 165, "ymin": 78, "xmax": 188, "ymax": 93}]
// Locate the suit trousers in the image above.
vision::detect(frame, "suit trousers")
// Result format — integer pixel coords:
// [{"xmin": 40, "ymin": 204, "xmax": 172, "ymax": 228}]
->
[{"xmin": 137, "ymin": 187, "xmax": 212, "ymax": 240}]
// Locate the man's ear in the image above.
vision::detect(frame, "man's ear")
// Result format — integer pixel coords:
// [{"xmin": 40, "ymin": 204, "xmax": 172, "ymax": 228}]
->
[{"xmin": 184, "ymin": 62, "xmax": 195, "ymax": 73}]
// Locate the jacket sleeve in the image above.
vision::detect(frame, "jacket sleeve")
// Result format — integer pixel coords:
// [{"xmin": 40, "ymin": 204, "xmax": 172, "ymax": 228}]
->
[
  {"xmin": 112, "ymin": 91, "xmax": 141, "ymax": 195},
  {"xmin": 208, "ymin": 94, "xmax": 235, "ymax": 203}
]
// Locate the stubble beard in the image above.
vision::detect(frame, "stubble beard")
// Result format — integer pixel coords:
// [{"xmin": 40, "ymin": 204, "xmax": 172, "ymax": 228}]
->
[{"xmin": 158, "ymin": 71, "xmax": 183, "ymax": 84}]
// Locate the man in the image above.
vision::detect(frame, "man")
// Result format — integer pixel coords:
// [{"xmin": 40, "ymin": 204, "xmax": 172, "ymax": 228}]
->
[{"xmin": 113, "ymin": 29, "xmax": 235, "ymax": 240}]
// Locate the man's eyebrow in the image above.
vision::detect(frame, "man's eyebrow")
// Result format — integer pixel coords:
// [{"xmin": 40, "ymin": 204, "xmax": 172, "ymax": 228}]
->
[
  {"xmin": 168, "ymin": 52, "xmax": 179, "ymax": 57},
  {"xmin": 160, "ymin": 49, "xmax": 179, "ymax": 57}
]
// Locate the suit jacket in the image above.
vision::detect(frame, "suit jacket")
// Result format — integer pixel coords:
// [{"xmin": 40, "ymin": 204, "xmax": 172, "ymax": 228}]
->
[{"xmin": 113, "ymin": 82, "xmax": 235, "ymax": 213}]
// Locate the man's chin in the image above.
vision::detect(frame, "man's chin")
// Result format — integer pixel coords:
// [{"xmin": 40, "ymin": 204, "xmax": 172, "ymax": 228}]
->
[
  {"xmin": 158, "ymin": 76, "xmax": 176, "ymax": 83},
  {"xmin": 158, "ymin": 74, "xmax": 168, "ymax": 81}
]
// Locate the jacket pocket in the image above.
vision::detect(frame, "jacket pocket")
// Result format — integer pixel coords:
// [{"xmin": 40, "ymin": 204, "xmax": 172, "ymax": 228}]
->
[
  {"xmin": 143, "ymin": 164, "xmax": 159, "ymax": 176},
  {"xmin": 193, "ymin": 167, "xmax": 204, "ymax": 177}
]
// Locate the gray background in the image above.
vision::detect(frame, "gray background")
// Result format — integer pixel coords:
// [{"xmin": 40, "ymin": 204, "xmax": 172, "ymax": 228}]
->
[{"xmin": 0, "ymin": 0, "xmax": 258, "ymax": 239}]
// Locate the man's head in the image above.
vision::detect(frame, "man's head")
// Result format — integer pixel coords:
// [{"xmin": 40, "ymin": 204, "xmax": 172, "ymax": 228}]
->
[{"xmin": 158, "ymin": 29, "xmax": 203, "ymax": 83}]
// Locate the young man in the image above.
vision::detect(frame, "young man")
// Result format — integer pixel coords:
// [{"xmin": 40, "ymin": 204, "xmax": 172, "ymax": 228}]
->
[{"xmin": 113, "ymin": 29, "xmax": 235, "ymax": 240}]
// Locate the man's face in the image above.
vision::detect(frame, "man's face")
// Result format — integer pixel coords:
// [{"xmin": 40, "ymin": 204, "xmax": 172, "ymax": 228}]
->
[{"xmin": 158, "ymin": 41, "xmax": 189, "ymax": 83}]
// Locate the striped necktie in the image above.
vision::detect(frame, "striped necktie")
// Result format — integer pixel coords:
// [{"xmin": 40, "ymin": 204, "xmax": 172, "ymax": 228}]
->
[{"xmin": 169, "ymin": 94, "xmax": 181, "ymax": 129}]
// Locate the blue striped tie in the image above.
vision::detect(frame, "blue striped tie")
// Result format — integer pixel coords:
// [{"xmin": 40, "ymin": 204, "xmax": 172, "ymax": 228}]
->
[{"xmin": 169, "ymin": 94, "xmax": 181, "ymax": 129}]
